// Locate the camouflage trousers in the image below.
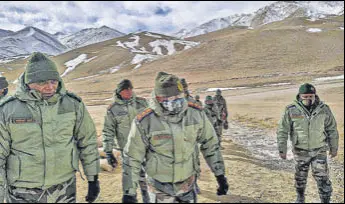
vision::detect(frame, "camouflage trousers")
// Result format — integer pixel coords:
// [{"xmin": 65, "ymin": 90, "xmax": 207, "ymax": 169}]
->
[
  {"xmin": 293, "ymin": 147, "xmax": 332, "ymax": 199},
  {"xmin": 214, "ymin": 124, "xmax": 223, "ymax": 147},
  {"xmin": 121, "ymin": 152, "xmax": 150, "ymax": 203},
  {"xmin": 6, "ymin": 177, "xmax": 76, "ymax": 203},
  {"xmin": 147, "ymin": 176, "xmax": 197, "ymax": 203}
]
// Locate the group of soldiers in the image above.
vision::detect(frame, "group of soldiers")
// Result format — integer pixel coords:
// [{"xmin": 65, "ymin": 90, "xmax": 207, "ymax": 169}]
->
[{"xmin": 0, "ymin": 51, "xmax": 339, "ymax": 203}]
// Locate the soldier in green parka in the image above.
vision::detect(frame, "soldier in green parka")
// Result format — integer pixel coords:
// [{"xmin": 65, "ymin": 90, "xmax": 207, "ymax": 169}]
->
[
  {"xmin": 122, "ymin": 72, "xmax": 229, "ymax": 203},
  {"xmin": 277, "ymin": 83, "xmax": 339, "ymax": 203},
  {"xmin": 0, "ymin": 52, "xmax": 100, "ymax": 203},
  {"xmin": 102, "ymin": 79, "xmax": 149, "ymax": 203},
  {"xmin": 0, "ymin": 77, "xmax": 9, "ymax": 102}
]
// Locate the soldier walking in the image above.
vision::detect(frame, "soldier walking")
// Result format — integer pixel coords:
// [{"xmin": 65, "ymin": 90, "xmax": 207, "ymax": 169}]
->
[
  {"xmin": 0, "ymin": 77, "xmax": 9, "ymax": 102},
  {"xmin": 277, "ymin": 83, "xmax": 339, "ymax": 203},
  {"xmin": 204, "ymin": 95, "xmax": 223, "ymax": 145},
  {"xmin": 213, "ymin": 89, "xmax": 229, "ymax": 149},
  {"xmin": 102, "ymin": 79, "xmax": 150, "ymax": 203},
  {"xmin": 0, "ymin": 52, "xmax": 100, "ymax": 203},
  {"xmin": 122, "ymin": 72, "xmax": 229, "ymax": 203}
]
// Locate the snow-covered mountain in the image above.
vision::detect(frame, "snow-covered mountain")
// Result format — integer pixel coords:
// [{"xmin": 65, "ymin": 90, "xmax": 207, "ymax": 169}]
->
[
  {"xmin": 0, "ymin": 29, "xmax": 14, "ymax": 38},
  {"xmin": 53, "ymin": 32, "xmax": 69, "ymax": 42},
  {"xmin": 175, "ymin": 1, "xmax": 344, "ymax": 38},
  {"xmin": 0, "ymin": 26, "xmax": 67, "ymax": 59},
  {"xmin": 60, "ymin": 26, "xmax": 125, "ymax": 49},
  {"xmin": 175, "ymin": 14, "xmax": 253, "ymax": 38}
]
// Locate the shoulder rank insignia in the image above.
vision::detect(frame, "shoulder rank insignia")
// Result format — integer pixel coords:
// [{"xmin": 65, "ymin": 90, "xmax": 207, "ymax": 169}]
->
[
  {"xmin": 107, "ymin": 102, "xmax": 116, "ymax": 111},
  {"xmin": 188, "ymin": 101, "xmax": 202, "ymax": 110},
  {"xmin": 136, "ymin": 108, "xmax": 153, "ymax": 122}
]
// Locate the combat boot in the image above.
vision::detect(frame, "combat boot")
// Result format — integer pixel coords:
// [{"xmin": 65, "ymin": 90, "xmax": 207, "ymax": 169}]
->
[
  {"xmin": 320, "ymin": 196, "xmax": 330, "ymax": 203},
  {"xmin": 295, "ymin": 189, "xmax": 305, "ymax": 203},
  {"xmin": 195, "ymin": 182, "xmax": 201, "ymax": 194}
]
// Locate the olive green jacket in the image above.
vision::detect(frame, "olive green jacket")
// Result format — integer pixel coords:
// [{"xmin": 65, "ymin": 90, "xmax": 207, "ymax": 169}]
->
[
  {"xmin": 277, "ymin": 95, "xmax": 339, "ymax": 155},
  {"xmin": 122, "ymin": 92, "xmax": 225, "ymax": 196},
  {"xmin": 0, "ymin": 74, "xmax": 100, "ymax": 195},
  {"xmin": 102, "ymin": 91, "xmax": 147, "ymax": 152}
]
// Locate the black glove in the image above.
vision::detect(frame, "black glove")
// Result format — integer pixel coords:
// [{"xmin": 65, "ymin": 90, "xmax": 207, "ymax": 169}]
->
[
  {"xmin": 223, "ymin": 121, "xmax": 229, "ymax": 130},
  {"xmin": 122, "ymin": 195, "xmax": 138, "ymax": 203},
  {"xmin": 216, "ymin": 175, "xmax": 229, "ymax": 195},
  {"xmin": 106, "ymin": 152, "xmax": 118, "ymax": 168},
  {"xmin": 85, "ymin": 175, "xmax": 100, "ymax": 203},
  {"xmin": 217, "ymin": 120, "xmax": 223, "ymax": 126}
]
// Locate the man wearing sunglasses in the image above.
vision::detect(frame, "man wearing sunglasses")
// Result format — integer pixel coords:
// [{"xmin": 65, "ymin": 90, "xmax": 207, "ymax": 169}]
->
[
  {"xmin": 0, "ymin": 77, "xmax": 9, "ymax": 102},
  {"xmin": 102, "ymin": 79, "xmax": 149, "ymax": 203},
  {"xmin": 122, "ymin": 72, "xmax": 229, "ymax": 203},
  {"xmin": 277, "ymin": 83, "xmax": 339, "ymax": 203},
  {"xmin": 0, "ymin": 52, "xmax": 100, "ymax": 203}
]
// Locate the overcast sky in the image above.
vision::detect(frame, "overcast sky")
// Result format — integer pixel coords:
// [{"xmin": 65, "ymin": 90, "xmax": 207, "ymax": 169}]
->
[{"xmin": 0, "ymin": 1, "xmax": 275, "ymax": 35}]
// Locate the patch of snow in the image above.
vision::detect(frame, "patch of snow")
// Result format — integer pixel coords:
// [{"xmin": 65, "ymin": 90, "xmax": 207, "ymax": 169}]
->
[
  {"xmin": 248, "ymin": 26, "xmax": 254, "ymax": 30},
  {"xmin": 116, "ymin": 41, "xmax": 127, "ymax": 49},
  {"xmin": 262, "ymin": 82, "xmax": 292, "ymax": 87},
  {"xmin": 314, "ymin": 75, "xmax": 344, "ymax": 81},
  {"xmin": 306, "ymin": 28, "xmax": 322, "ymax": 33},
  {"xmin": 123, "ymin": 35, "xmax": 140, "ymax": 50},
  {"xmin": 0, "ymin": 59, "xmax": 14, "ymax": 64},
  {"xmin": 149, "ymin": 39, "xmax": 199, "ymax": 55},
  {"xmin": 134, "ymin": 64, "xmax": 142, "ymax": 69},
  {"xmin": 206, "ymin": 87, "xmax": 248, "ymax": 92},
  {"xmin": 339, "ymin": 27, "xmax": 344, "ymax": 30},
  {"xmin": 144, "ymin": 32, "xmax": 162, "ymax": 38},
  {"xmin": 109, "ymin": 66, "xmax": 120, "ymax": 73},
  {"xmin": 73, "ymin": 74, "xmax": 100, "ymax": 81},
  {"xmin": 84, "ymin": 56, "xmax": 97, "ymax": 63},
  {"xmin": 61, "ymin": 54, "xmax": 87, "ymax": 77},
  {"xmin": 12, "ymin": 79, "xmax": 18, "ymax": 84},
  {"xmin": 131, "ymin": 54, "xmax": 161, "ymax": 64}
]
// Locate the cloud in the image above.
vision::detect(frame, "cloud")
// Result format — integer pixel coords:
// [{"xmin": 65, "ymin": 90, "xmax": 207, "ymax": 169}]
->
[
  {"xmin": 154, "ymin": 6, "xmax": 172, "ymax": 16},
  {"xmin": 0, "ymin": 1, "xmax": 275, "ymax": 35}
]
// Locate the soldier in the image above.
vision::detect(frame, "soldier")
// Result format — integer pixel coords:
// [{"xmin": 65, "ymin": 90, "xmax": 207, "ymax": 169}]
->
[
  {"xmin": 179, "ymin": 78, "xmax": 201, "ymax": 195},
  {"xmin": 277, "ymin": 83, "xmax": 339, "ymax": 203},
  {"xmin": 122, "ymin": 72, "xmax": 229, "ymax": 203},
  {"xmin": 213, "ymin": 89, "xmax": 229, "ymax": 149},
  {"xmin": 0, "ymin": 77, "xmax": 9, "ymax": 102},
  {"xmin": 195, "ymin": 95, "xmax": 202, "ymax": 107},
  {"xmin": 0, "ymin": 52, "xmax": 100, "ymax": 203},
  {"xmin": 102, "ymin": 79, "xmax": 149, "ymax": 203},
  {"xmin": 204, "ymin": 95, "xmax": 223, "ymax": 145},
  {"xmin": 180, "ymin": 78, "xmax": 194, "ymax": 101}
]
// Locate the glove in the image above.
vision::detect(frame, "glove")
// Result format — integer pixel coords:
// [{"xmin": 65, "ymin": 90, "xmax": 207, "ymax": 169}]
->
[
  {"xmin": 122, "ymin": 195, "xmax": 138, "ymax": 203},
  {"xmin": 223, "ymin": 121, "xmax": 229, "ymax": 130},
  {"xmin": 217, "ymin": 120, "xmax": 223, "ymax": 126},
  {"xmin": 216, "ymin": 175, "xmax": 229, "ymax": 195},
  {"xmin": 85, "ymin": 175, "xmax": 100, "ymax": 203},
  {"xmin": 106, "ymin": 152, "xmax": 118, "ymax": 168}
]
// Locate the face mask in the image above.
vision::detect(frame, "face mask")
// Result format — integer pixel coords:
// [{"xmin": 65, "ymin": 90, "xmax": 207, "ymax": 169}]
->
[
  {"xmin": 302, "ymin": 99, "xmax": 314, "ymax": 107},
  {"xmin": 161, "ymin": 98, "xmax": 184, "ymax": 114}
]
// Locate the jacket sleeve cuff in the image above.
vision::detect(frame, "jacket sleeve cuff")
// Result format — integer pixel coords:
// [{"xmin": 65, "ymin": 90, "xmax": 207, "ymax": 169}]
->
[{"xmin": 86, "ymin": 175, "xmax": 97, "ymax": 182}]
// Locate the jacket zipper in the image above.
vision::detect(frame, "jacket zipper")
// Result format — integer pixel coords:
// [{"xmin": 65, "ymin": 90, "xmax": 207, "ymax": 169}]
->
[{"xmin": 37, "ymin": 104, "xmax": 46, "ymax": 187}]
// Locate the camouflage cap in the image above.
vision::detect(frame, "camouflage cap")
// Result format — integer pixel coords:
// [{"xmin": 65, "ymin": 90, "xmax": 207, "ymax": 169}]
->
[
  {"xmin": 299, "ymin": 83, "xmax": 316, "ymax": 94},
  {"xmin": 116, "ymin": 79, "xmax": 133, "ymax": 93},
  {"xmin": 0, "ymin": 77, "xmax": 9, "ymax": 89},
  {"xmin": 24, "ymin": 52, "xmax": 60, "ymax": 84},
  {"xmin": 155, "ymin": 72, "xmax": 183, "ymax": 97},
  {"xmin": 180, "ymin": 78, "xmax": 188, "ymax": 89}
]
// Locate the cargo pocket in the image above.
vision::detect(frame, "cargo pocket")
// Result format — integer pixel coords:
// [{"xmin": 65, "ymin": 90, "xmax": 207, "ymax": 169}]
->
[
  {"xmin": 145, "ymin": 155, "xmax": 157, "ymax": 176},
  {"xmin": 7, "ymin": 155, "xmax": 21, "ymax": 185}
]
